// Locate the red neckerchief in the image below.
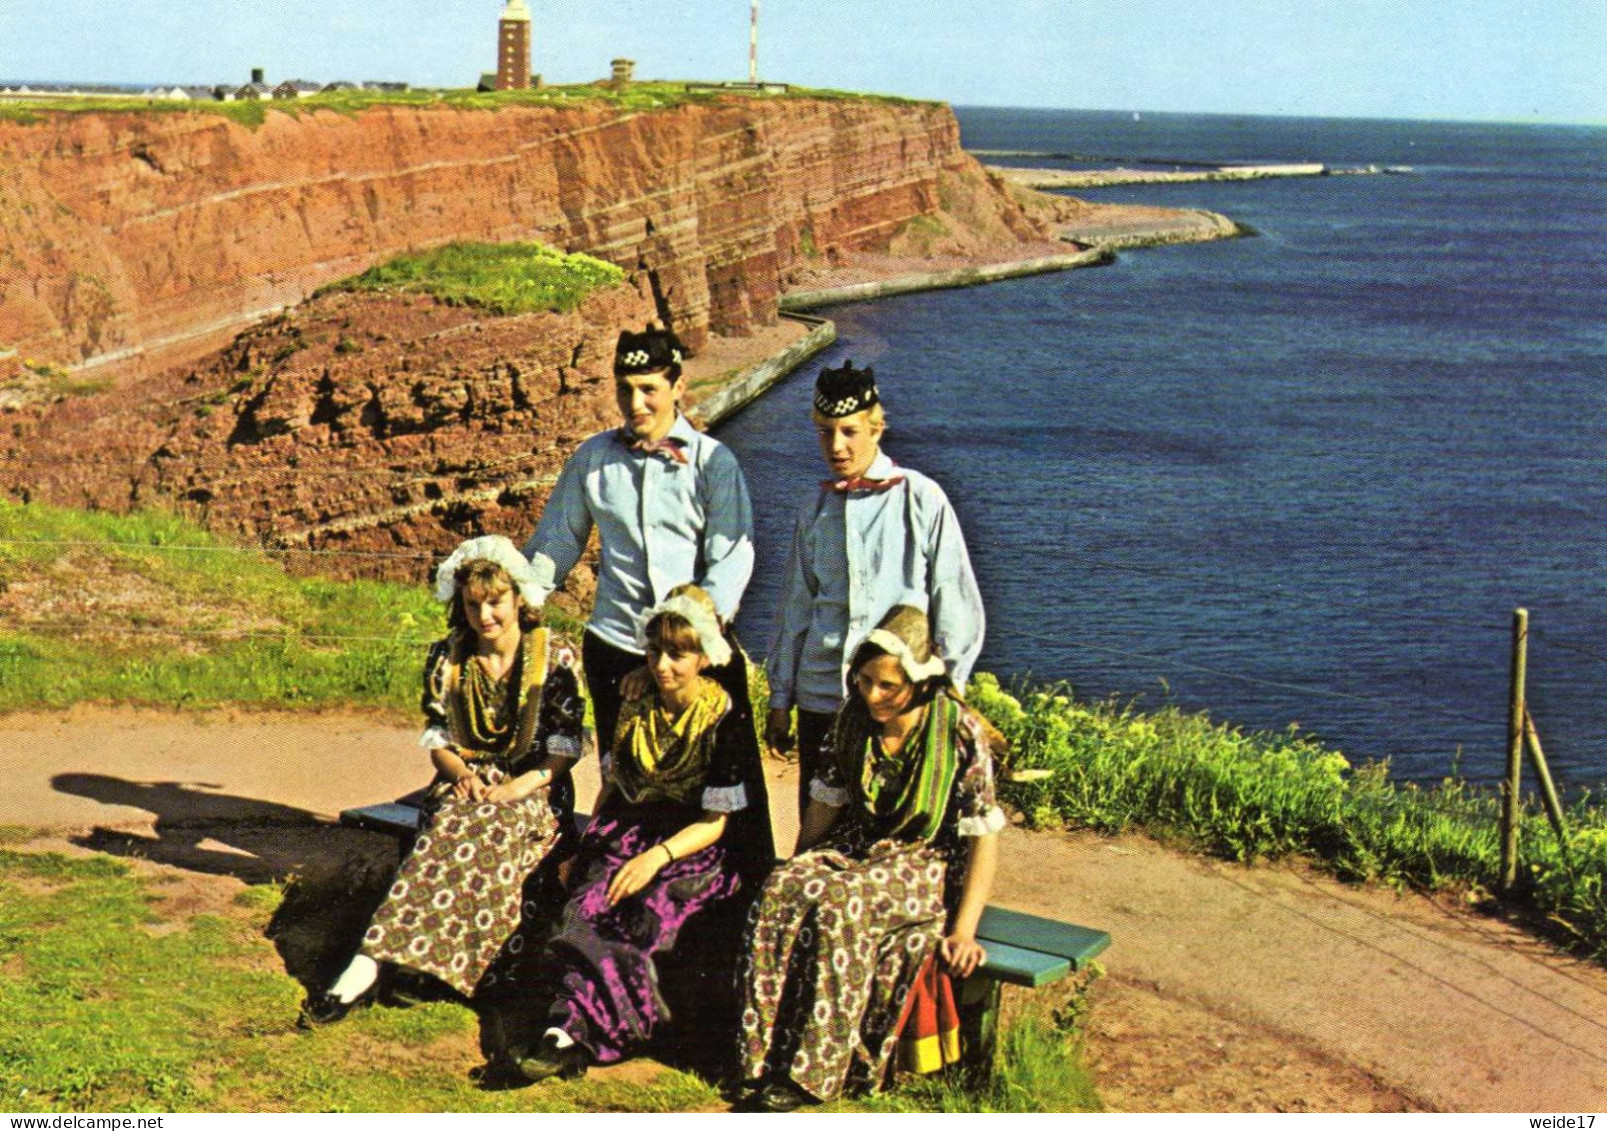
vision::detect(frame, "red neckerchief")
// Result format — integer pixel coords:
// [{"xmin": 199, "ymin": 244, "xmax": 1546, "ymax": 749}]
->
[
  {"xmin": 825, "ymin": 469, "xmax": 905, "ymax": 493},
  {"xmin": 623, "ymin": 431, "xmax": 690, "ymax": 465}
]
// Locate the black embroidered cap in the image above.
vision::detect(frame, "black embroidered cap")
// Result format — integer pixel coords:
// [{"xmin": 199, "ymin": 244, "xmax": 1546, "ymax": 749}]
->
[
  {"xmin": 614, "ymin": 326, "xmax": 686, "ymax": 377},
  {"xmin": 813, "ymin": 360, "xmax": 878, "ymax": 418}
]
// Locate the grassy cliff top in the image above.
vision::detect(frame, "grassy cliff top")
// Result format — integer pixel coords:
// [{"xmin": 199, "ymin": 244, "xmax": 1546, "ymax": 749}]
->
[{"xmin": 0, "ymin": 82, "xmax": 938, "ymax": 127}]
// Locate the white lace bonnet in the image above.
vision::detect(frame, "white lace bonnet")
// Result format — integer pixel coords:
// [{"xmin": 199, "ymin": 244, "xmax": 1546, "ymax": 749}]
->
[{"xmin": 432, "ymin": 535, "xmax": 546, "ymax": 606}]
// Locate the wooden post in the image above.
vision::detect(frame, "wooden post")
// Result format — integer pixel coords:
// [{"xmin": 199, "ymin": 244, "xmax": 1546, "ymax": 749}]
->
[
  {"xmin": 1522, "ymin": 708, "xmax": 1570, "ymax": 849},
  {"xmin": 1500, "ymin": 608, "xmax": 1528, "ymax": 894}
]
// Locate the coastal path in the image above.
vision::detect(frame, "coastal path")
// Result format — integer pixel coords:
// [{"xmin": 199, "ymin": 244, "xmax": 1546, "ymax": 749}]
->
[{"xmin": 5, "ymin": 707, "xmax": 1606, "ymax": 1112}]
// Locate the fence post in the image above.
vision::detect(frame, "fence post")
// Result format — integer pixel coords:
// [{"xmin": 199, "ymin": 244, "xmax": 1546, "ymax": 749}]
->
[
  {"xmin": 1522, "ymin": 709, "xmax": 1570, "ymax": 850},
  {"xmin": 1500, "ymin": 608, "xmax": 1528, "ymax": 894}
]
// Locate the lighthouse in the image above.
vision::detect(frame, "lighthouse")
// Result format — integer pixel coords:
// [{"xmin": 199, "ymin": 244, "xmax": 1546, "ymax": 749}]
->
[{"xmin": 495, "ymin": 0, "xmax": 532, "ymax": 91}]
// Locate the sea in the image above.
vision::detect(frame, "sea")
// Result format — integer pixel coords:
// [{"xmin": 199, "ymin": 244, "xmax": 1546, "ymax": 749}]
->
[{"xmin": 720, "ymin": 107, "xmax": 1607, "ymax": 790}]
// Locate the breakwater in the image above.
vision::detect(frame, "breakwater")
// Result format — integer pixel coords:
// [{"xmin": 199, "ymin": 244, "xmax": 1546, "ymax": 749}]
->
[{"xmin": 991, "ymin": 162, "xmax": 1373, "ymax": 189}]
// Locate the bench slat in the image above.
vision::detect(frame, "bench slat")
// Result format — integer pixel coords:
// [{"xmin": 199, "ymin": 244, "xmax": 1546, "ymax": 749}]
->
[
  {"xmin": 977, "ymin": 906, "xmax": 1111, "ymax": 971},
  {"xmin": 975, "ymin": 940, "xmax": 1071, "ymax": 987},
  {"xmin": 340, "ymin": 801, "xmax": 423, "ymax": 836}
]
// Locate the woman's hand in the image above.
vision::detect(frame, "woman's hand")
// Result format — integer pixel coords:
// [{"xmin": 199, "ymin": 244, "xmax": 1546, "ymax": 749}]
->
[
  {"xmin": 605, "ymin": 847, "xmax": 668, "ymax": 906},
  {"xmin": 765, "ymin": 707, "xmax": 795, "ymax": 760},
  {"xmin": 451, "ymin": 773, "xmax": 489, "ymax": 802},
  {"xmin": 485, "ymin": 766, "xmax": 556, "ymax": 803},
  {"xmin": 484, "ymin": 778, "xmax": 525, "ymax": 803},
  {"xmin": 940, "ymin": 932, "xmax": 988, "ymax": 979},
  {"xmin": 619, "ymin": 667, "xmax": 652, "ymax": 701}
]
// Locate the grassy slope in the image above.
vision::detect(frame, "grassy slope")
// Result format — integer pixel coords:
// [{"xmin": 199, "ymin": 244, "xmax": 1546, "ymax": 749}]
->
[
  {"xmin": 316, "ymin": 242, "xmax": 625, "ymax": 317},
  {"xmin": 0, "ymin": 501, "xmax": 452, "ymax": 711},
  {"xmin": 973, "ymin": 675, "xmax": 1607, "ymax": 962}
]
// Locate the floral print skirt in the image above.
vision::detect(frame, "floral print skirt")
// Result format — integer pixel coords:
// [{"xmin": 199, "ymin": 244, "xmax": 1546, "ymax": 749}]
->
[
  {"xmin": 361, "ymin": 768, "xmax": 562, "ymax": 997},
  {"xmin": 737, "ymin": 833, "xmax": 948, "ymax": 1101}
]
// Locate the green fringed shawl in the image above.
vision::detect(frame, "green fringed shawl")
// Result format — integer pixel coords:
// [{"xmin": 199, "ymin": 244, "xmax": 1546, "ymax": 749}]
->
[{"xmin": 834, "ymin": 692, "xmax": 961, "ymax": 843}]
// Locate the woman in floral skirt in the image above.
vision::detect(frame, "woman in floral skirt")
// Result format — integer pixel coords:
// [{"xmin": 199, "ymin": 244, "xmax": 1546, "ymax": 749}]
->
[
  {"xmin": 300, "ymin": 535, "xmax": 585, "ymax": 1024},
  {"xmin": 736, "ymin": 604, "xmax": 1004, "ymax": 1110}
]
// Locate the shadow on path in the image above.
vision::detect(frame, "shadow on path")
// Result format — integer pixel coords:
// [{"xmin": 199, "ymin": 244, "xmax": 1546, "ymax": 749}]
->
[{"xmin": 50, "ymin": 772, "xmax": 399, "ymax": 988}]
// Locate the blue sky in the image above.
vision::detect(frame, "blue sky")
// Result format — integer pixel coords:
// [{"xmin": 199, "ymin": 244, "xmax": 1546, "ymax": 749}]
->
[{"xmin": 1, "ymin": 0, "xmax": 1602, "ymax": 122}]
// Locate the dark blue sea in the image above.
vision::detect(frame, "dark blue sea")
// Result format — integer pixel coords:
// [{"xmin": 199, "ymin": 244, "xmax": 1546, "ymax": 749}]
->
[{"xmin": 722, "ymin": 108, "xmax": 1607, "ymax": 789}]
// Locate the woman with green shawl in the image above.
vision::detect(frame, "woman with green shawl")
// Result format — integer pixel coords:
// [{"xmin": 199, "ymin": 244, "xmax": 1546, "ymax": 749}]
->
[{"xmin": 736, "ymin": 605, "xmax": 1005, "ymax": 1110}]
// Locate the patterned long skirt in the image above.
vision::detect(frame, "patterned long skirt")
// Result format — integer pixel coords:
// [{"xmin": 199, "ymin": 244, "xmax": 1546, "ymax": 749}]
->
[
  {"xmin": 361, "ymin": 770, "xmax": 562, "ymax": 997},
  {"xmin": 542, "ymin": 803, "xmax": 741, "ymax": 1063},
  {"xmin": 737, "ymin": 836, "xmax": 948, "ymax": 1101}
]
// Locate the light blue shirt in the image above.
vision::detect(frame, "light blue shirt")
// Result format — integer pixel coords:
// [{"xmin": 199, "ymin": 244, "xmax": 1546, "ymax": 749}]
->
[
  {"xmin": 524, "ymin": 414, "xmax": 755, "ymax": 654},
  {"xmin": 766, "ymin": 450, "xmax": 985, "ymax": 713}
]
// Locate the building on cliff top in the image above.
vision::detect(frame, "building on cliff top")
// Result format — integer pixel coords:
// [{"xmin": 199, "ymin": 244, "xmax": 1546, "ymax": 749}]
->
[{"xmin": 495, "ymin": 0, "xmax": 533, "ymax": 91}]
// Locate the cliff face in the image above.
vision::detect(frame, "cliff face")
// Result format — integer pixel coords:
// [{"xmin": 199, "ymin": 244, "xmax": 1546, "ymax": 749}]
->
[
  {"xmin": 2, "ymin": 280, "xmax": 658, "ymax": 595},
  {"xmin": 0, "ymin": 97, "xmax": 1033, "ymax": 374}
]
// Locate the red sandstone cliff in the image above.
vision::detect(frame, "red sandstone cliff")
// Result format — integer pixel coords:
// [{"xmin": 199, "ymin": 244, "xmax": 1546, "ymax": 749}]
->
[{"xmin": 0, "ymin": 97, "xmax": 1044, "ymax": 376}]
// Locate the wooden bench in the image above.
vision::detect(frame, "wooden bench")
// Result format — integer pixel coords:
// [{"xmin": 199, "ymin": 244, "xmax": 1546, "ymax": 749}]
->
[{"xmin": 339, "ymin": 798, "xmax": 1110, "ymax": 1070}]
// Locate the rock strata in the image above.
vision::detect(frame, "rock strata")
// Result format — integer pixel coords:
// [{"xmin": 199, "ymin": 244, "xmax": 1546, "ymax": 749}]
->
[
  {"xmin": 0, "ymin": 98, "xmax": 1045, "ymax": 378},
  {"xmin": 1, "ymin": 280, "xmax": 657, "ymax": 599}
]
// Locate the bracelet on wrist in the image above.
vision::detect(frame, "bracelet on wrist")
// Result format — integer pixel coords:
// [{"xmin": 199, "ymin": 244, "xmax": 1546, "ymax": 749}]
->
[{"xmin": 660, "ymin": 842, "xmax": 676, "ymax": 865}]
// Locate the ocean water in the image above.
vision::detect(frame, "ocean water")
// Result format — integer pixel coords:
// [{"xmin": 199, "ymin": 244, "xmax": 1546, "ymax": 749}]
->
[{"xmin": 721, "ymin": 108, "xmax": 1607, "ymax": 788}]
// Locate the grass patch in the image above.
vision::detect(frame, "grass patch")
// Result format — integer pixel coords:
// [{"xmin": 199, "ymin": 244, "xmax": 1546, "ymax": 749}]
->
[
  {"xmin": 320, "ymin": 242, "xmax": 625, "ymax": 317},
  {"xmin": 970, "ymin": 673, "xmax": 1607, "ymax": 962},
  {"xmin": 0, "ymin": 500, "xmax": 581, "ymax": 712},
  {"xmin": 859, "ymin": 999, "xmax": 1101, "ymax": 1113},
  {"xmin": 0, "ymin": 83, "xmax": 933, "ymax": 132},
  {"xmin": 0, "ymin": 360, "xmax": 112, "ymax": 402}
]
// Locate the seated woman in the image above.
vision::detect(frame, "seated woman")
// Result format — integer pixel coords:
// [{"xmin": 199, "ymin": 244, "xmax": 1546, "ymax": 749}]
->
[
  {"xmin": 736, "ymin": 604, "xmax": 1005, "ymax": 1111},
  {"xmin": 301, "ymin": 535, "xmax": 584, "ymax": 1024},
  {"xmin": 507, "ymin": 583, "xmax": 773, "ymax": 1082}
]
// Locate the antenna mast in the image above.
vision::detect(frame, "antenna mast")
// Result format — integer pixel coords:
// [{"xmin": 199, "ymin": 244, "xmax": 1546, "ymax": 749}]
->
[{"xmin": 749, "ymin": 0, "xmax": 759, "ymax": 83}]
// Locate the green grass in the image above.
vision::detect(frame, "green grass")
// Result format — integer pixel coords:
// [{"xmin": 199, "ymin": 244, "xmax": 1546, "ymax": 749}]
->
[
  {"xmin": 969, "ymin": 673, "xmax": 1607, "ymax": 961},
  {"xmin": 319, "ymin": 241, "xmax": 626, "ymax": 317},
  {"xmin": 0, "ymin": 83, "xmax": 937, "ymax": 130},
  {"xmin": 0, "ymin": 360, "xmax": 111, "ymax": 400},
  {"xmin": 0, "ymin": 500, "xmax": 580, "ymax": 712},
  {"xmin": 858, "ymin": 998, "xmax": 1101, "ymax": 1113}
]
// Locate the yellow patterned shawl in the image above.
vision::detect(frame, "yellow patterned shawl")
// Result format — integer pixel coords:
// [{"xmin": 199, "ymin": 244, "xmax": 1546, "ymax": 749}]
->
[
  {"xmin": 611, "ymin": 675, "xmax": 730, "ymax": 807},
  {"xmin": 438, "ymin": 627, "xmax": 550, "ymax": 775}
]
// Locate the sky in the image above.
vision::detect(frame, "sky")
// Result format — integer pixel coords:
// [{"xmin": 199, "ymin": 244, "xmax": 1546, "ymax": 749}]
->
[{"xmin": 0, "ymin": 0, "xmax": 1602, "ymax": 123}]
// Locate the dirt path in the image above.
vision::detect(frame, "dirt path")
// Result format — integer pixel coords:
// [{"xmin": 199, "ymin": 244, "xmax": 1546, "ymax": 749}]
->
[{"xmin": 6, "ymin": 707, "xmax": 1606, "ymax": 1112}]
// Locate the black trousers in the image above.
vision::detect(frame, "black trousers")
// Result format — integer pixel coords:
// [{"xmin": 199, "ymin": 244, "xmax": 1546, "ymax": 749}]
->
[{"xmin": 795, "ymin": 708, "xmax": 837, "ymax": 823}]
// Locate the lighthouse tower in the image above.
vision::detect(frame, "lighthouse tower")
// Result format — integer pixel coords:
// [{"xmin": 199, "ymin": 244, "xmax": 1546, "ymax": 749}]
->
[{"xmin": 495, "ymin": 0, "xmax": 532, "ymax": 91}]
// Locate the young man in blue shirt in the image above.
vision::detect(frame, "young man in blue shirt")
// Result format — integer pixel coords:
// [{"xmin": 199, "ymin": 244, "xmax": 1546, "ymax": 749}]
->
[
  {"xmin": 765, "ymin": 360, "xmax": 986, "ymax": 817},
  {"xmin": 524, "ymin": 327, "xmax": 758, "ymax": 754}
]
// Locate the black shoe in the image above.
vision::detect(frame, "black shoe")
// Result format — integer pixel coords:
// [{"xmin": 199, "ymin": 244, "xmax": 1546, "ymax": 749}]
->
[
  {"xmin": 298, "ymin": 982, "xmax": 377, "ymax": 1028},
  {"xmin": 748, "ymin": 1078, "xmax": 814, "ymax": 1113},
  {"xmin": 510, "ymin": 1034, "xmax": 589, "ymax": 1083}
]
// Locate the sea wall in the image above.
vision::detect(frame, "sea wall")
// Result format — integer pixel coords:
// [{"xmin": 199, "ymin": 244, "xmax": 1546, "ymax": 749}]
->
[{"xmin": 0, "ymin": 97, "xmax": 1043, "ymax": 376}]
